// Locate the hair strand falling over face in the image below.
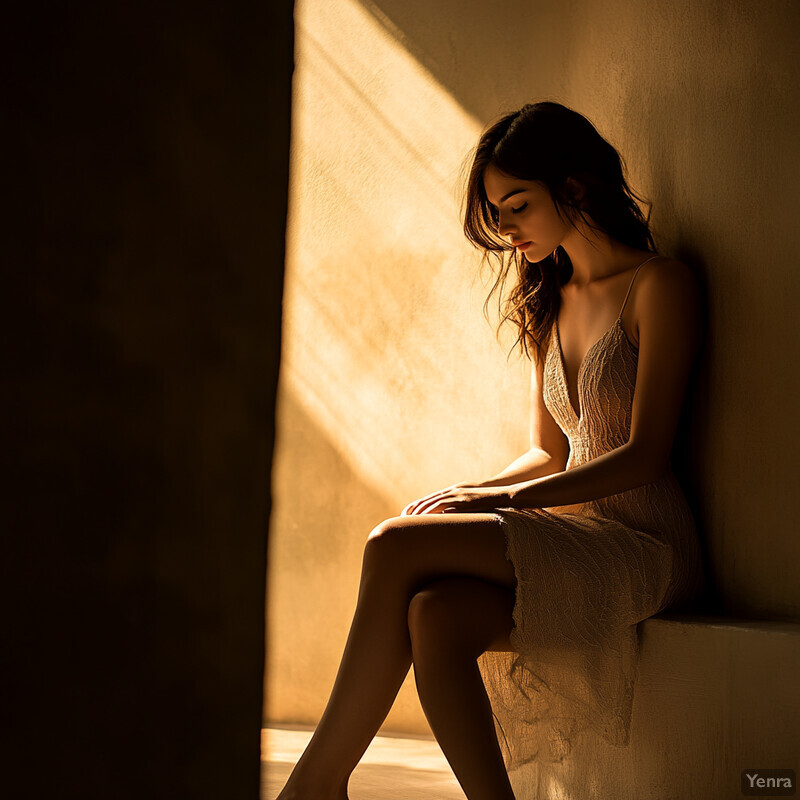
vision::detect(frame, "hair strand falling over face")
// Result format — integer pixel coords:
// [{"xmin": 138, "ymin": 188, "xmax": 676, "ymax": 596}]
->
[{"xmin": 461, "ymin": 101, "xmax": 657, "ymax": 365}]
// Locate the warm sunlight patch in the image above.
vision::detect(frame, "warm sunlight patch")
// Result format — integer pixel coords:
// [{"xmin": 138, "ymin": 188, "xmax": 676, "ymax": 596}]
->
[{"xmin": 279, "ymin": 0, "xmax": 525, "ymax": 509}]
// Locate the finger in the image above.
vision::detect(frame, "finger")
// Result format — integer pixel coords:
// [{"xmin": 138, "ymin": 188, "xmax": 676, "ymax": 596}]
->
[
  {"xmin": 420, "ymin": 499, "xmax": 450, "ymax": 515},
  {"xmin": 413, "ymin": 487, "xmax": 459, "ymax": 515},
  {"xmin": 431, "ymin": 502, "xmax": 460, "ymax": 514},
  {"xmin": 416, "ymin": 497, "xmax": 443, "ymax": 515},
  {"xmin": 406, "ymin": 495, "xmax": 432, "ymax": 514},
  {"xmin": 406, "ymin": 495, "xmax": 431, "ymax": 515}
]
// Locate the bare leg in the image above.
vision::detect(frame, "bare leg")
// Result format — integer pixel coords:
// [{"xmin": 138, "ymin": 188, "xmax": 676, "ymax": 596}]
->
[
  {"xmin": 276, "ymin": 537, "xmax": 415, "ymax": 799},
  {"xmin": 275, "ymin": 513, "xmax": 517, "ymax": 800},
  {"xmin": 409, "ymin": 576, "xmax": 517, "ymax": 800}
]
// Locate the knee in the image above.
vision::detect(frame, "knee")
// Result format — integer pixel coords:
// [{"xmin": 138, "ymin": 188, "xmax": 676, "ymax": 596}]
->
[
  {"xmin": 364, "ymin": 515, "xmax": 410, "ymax": 560},
  {"xmin": 366, "ymin": 516, "xmax": 405, "ymax": 543},
  {"xmin": 358, "ymin": 517, "xmax": 415, "ymax": 585},
  {"xmin": 408, "ymin": 588, "xmax": 473, "ymax": 659}
]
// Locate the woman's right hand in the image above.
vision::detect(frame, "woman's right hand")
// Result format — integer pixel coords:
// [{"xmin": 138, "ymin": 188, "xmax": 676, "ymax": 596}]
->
[{"xmin": 401, "ymin": 481, "xmax": 486, "ymax": 516}]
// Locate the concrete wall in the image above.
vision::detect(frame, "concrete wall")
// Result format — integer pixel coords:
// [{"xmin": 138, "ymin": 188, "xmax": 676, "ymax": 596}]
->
[
  {"xmin": 267, "ymin": 0, "xmax": 800, "ymax": 735},
  {"xmin": 3, "ymin": 2, "xmax": 292, "ymax": 797}
]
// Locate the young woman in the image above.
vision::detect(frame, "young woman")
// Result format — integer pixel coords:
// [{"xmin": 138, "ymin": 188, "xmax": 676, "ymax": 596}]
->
[{"xmin": 275, "ymin": 101, "xmax": 705, "ymax": 800}]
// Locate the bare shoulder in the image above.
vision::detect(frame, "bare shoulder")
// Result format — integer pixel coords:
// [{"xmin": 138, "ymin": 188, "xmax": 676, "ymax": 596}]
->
[
  {"xmin": 636, "ymin": 257, "xmax": 701, "ymax": 307},
  {"xmin": 638, "ymin": 255, "xmax": 700, "ymax": 292},
  {"xmin": 632, "ymin": 256, "xmax": 704, "ymax": 343}
]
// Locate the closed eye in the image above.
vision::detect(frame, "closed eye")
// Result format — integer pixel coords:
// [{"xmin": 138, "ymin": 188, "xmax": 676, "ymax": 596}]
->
[{"xmin": 511, "ymin": 202, "xmax": 528, "ymax": 214}]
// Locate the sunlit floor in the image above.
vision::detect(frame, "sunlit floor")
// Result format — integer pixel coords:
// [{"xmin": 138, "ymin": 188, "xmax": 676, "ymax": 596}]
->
[{"xmin": 261, "ymin": 725, "xmax": 465, "ymax": 799}]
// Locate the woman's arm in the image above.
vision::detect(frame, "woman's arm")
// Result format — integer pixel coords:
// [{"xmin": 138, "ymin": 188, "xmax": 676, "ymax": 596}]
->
[
  {"xmin": 474, "ymin": 446, "xmax": 566, "ymax": 488},
  {"xmin": 507, "ymin": 259, "xmax": 703, "ymax": 509},
  {"xmin": 403, "ymin": 347, "xmax": 570, "ymax": 515},
  {"xmin": 506, "ymin": 441, "xmax": 659, "ymax": 507},
  {"xmin": 407, "ymin": 260, "xmax": 701, "ymax": 516},
  {"xmin": 477, "ymin": 349, "xmax": 569, "ymax": 486},
  {"xmin": 474, "ymin": 346, "xmax": 569, "ymax": 487},
  {"xmin": 403, "ymin": 446, "xmax": 562, "ymax": 516}
]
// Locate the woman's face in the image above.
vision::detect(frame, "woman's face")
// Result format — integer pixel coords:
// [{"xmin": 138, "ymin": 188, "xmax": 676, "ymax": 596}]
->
[{"xmin": 482, "ymin": 163, "xmax": 575, "ymax": 262}]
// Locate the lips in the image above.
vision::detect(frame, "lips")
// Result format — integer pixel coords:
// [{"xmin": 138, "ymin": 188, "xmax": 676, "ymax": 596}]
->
[{"xmin": 513, "ymin": 241, "xmax": 532, "ymax": 251}]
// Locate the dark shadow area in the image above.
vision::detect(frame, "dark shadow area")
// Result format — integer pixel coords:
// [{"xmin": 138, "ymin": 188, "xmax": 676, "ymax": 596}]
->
[
  {"xmin": 670, "ymin": 247, "xmax": 724, "ymax": 616},
  {"xmin": 2, "ymin": 2, "xmax": 293, "ymax": 797}
]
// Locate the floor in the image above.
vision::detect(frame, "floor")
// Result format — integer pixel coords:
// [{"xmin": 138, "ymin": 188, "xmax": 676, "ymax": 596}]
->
[{"xmin": 261, "ymin": 725, "xmax": 465, "ymax": 799}]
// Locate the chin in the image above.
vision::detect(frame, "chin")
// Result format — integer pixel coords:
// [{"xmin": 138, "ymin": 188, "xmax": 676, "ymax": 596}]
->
[{"xmin": 523, "ymin": 249, "xmax": 547, "ymax": 264}]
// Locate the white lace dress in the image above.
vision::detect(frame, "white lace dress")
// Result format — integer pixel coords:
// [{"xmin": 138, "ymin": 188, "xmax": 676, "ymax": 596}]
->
[{"xmin": 477, "ymin": 261, "xmax": 704, "ymax": 767}]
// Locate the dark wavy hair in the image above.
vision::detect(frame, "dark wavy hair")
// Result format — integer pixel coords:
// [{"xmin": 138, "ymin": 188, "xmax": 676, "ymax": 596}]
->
[{"xmin": 462, "ymin": 101, "xmax": 657, "ymax": 364}]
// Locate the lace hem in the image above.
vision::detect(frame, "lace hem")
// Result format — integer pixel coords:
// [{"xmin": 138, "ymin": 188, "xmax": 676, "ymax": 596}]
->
[{"xmin": 477, "ymin": 507, "xmax": 674, "ymax": 768}]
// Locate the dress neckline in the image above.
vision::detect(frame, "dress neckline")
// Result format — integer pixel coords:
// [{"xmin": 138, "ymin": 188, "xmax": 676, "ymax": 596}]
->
[
  {"xmin": 553, "ymin": 255, "xmax": 659, "ymax": 423},
  {"xmin": 553, "ymin": 318, "xmax": 637, "ymax": 423}
]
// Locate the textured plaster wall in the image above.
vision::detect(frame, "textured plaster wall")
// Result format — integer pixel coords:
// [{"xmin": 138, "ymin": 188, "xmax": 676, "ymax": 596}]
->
[
  {"xmin": 3, "ymin": 2, "xmax": 292, "ymax": 797},
  {"xmin": 267, "ymin": 0, "xmax": 800, "ymax": 735},
  {"xmin": 356, "ymin": 0, "xmax": 800, "ymax": 620},
  {"xmin": 266, "ymin": 0, "xmax": 527, "ymax": 732}
]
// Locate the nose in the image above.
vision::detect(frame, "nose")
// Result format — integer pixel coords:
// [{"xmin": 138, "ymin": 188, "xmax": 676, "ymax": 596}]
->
[{"xmin": 496, "ymin": 209, "xmax": 517, "ymax": 238}]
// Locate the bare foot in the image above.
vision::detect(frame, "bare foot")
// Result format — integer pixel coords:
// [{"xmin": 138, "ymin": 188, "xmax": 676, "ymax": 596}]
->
[
  {"xmin": 274, "ymin": 777, "xmax": 349, "ymax": 800},
  {"xmin": 274, "ymin": 789, "xmax": 348, "ymax": 800}
]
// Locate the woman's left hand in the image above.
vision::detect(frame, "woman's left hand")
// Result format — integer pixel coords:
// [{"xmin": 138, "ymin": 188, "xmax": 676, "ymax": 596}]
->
[{"xmin": 402, "ymin": 485, "xmax": 513, "ymax": 516}]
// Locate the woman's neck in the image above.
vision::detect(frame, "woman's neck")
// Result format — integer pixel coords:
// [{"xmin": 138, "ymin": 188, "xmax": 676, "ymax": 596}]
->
[{"xmin": 559, "ymin": 225, "xmax": 646, "ymax": 287}]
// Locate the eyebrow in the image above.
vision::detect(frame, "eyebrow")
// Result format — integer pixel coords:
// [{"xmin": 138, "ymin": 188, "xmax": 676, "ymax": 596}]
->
[{"xmin": 487, "ymin": 189, "xmax": 527, "ymax": 208}]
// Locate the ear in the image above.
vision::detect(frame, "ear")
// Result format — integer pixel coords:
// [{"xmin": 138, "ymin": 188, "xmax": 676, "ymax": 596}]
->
[{"xmin": 564, "ymin": 177, "xmax": 586, "ymax": 204}]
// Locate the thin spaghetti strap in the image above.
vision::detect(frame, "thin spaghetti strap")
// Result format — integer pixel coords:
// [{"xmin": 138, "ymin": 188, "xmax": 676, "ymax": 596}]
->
[{"xmin": 617, "ymin": 254, "xmax": 661, "ymax": 319}]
